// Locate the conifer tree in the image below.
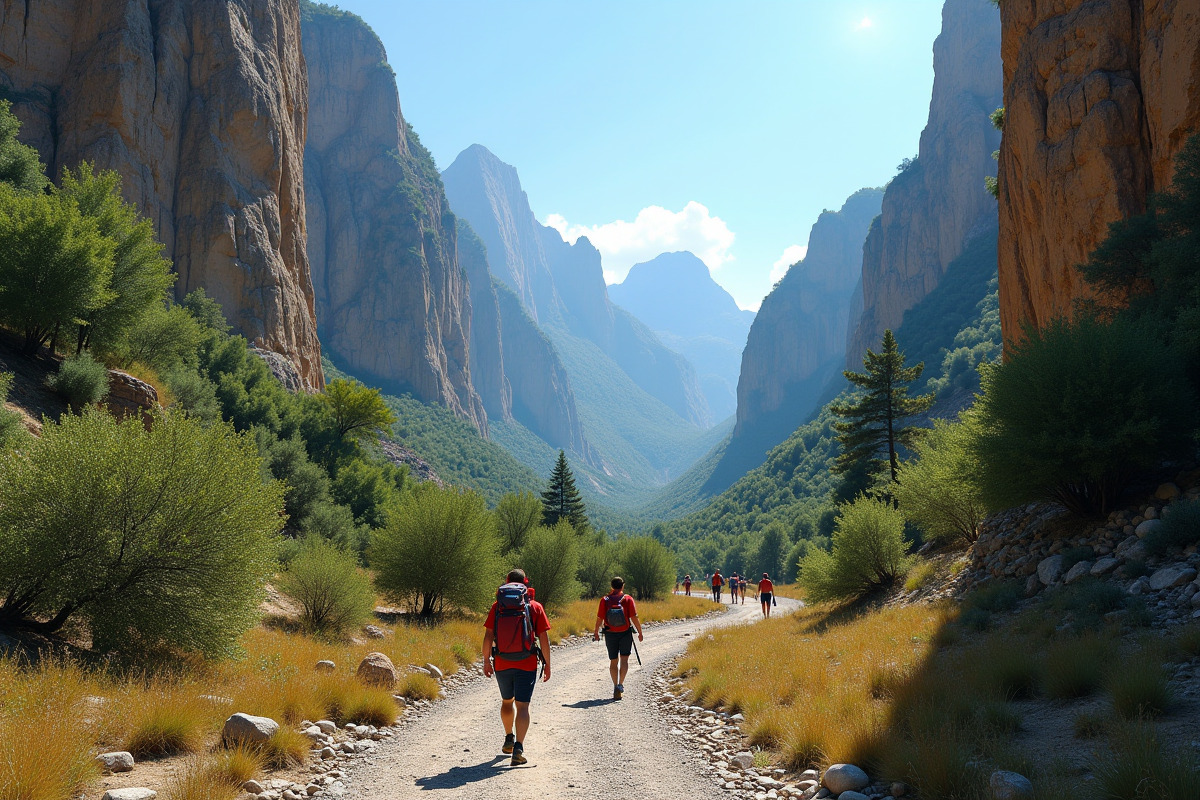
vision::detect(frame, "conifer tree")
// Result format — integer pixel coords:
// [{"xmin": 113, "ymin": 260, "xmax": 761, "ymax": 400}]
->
[
  {"xmin": 831, "ymin": 329, "xmax": 934, "ymax": 484},
  {"xmin": 540, "ymin": 450, "xmax": 588, "ymax": 531}
]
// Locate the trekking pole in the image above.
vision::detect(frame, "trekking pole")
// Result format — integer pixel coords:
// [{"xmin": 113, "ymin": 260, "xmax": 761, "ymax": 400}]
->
[{"xmin": 631, "ymin": 634, "xmax": 641, "ymax": 666}]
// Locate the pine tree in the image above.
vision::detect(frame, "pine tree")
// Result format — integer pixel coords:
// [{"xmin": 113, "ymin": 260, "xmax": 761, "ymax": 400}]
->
[
  {"xmin": 540, "ymin": 450, "xmax": 588, "ymax": 531},
  {"xmin": 831, "ymin": 329, "xmax": 934, "ymax": 484}
]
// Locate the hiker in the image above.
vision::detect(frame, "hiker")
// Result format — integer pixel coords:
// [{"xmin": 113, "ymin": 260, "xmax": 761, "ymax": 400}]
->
[
  {"xmin": 711, "ymin": 569, "xmax": 724, "ymax": 603},
  {"xmin": 592, "ymin": 576, "xmax": 643, "ymax": 700},
  {"xmin": 740, "ymin": 574, "xmax": 748, "ymax": 604},
  {"xmin": 757, "ymin": 572, "xmax": 775, "ymax": 618},
  {"xmin": 482, "ymin": 568, "xmax": 552, "ymax": 766},
  {"xmin": 683, "ymin": 574, "xmax": 692, "ymax": 596},
  {"xmin": 730, "ymin": 572, "xmax": 740, "ymax": 603}
]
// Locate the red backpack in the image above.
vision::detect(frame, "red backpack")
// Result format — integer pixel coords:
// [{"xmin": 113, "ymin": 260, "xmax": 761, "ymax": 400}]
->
[
  {"xmin": 493, "ymin": 582, "xmax": 538, "ymax": 662},
  {"xmin": 603, "ymin": 592, "xmax": 629, "ymax": 631}
]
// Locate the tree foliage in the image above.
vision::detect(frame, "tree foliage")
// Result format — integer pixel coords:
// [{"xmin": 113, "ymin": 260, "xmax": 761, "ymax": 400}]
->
[
  {"xmin": 46, "ymin": 350, "xmax": 110, "ymax": 410},
  {"xmin": 893, "ymin": 417, "xmax": 987, "ymax": 545},
  {"xmin": 321, "ymin": 378, "xmax": 396, "ymax": 442},
  {"xmin": 541, "ymin": 450, "xmax": 588, "ymax": 530},
  {"xmin": 619, "ymin": 536, "xmax": 675, "ymax": 601},
  {"xmin": 0, "ymin": 100, "xmax": 46, "ymax": 192},
  {"xmin": 577, "ymin": 534, "xmax": 620, "ymax": 599},
  {"xmin": 799, "ymin": 496, "xmax": 912, "ymax": 602},
  {"xmin": 495, "ymin": 490, "xmax": 542, "ymax": 554},
  {"xmin": 278, "ymin": 538, "xmax": 375, "ymax": 636},
  {"xmin": 754, "ymin": 522, "xmax": 787, "ymax": 580},
  {"xmin": 517, "ymin": 521, "xmax": 583, "ymax": 609},
  {"xmin": 0, "ymin": 410, "xmax": 283, "ymax": 656},
  {"xmin": 369, "ymin": 485, "xmax": 502, "ymax": 617}
]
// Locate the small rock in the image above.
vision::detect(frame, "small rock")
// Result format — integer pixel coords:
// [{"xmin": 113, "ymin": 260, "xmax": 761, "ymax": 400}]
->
[
  {"xmin": 1090, "ymin": 557, "xmax": 1120, "ymax": 576},
  {"xmin": 95, "ymin": 751, "xmax": 134, "ymax": 774},
  {"xmin": 989, "ymin": 770, "xmax": 1033, "ymax": 799},
  {"xmin": 890, "ymin": 782, "xmax": 908, "ymax": 797},
  {"xmin": 319, "ymin": 747, "xmax": 336, "ymax": 760},
  {"xmin": 1155, "ymin": 483, "xmax": 1181, "ymax": 501},
  {"xmin": 1129, "ymin": 577, "xmax": 1150, "ymax": 595},
  {"xmin": 363, "ymin": 625, "xmax": 386, "ymax": 639},
  {"xmin": 243, "ymin": 782, "xmax": 265, "ymax": 795},
  {"xmin": 305, "ymin": 785, "xmax": 321, "ymax": 796},
  {"xmin": 102, "ymin": 791, "xmax": 156, "ymax": 800},
  {"xmin": 315, "ymin": 660, "xmax": 336, "ymax": 673},
  {"xmin": 1136, "ymin": 519, "xmax": 1164, "ymax": 539},
  {"xmin": 315, "ymin": 720, "xmax": 337, "ymax": 734},
  {"xmin": 731, "ymin": 753, "xmax": 755, "ymax": 770},
  {"xmin": 821, "ymin": 763, "xmax": 869, "ymax": 794},
  {"xmin": 424, "ymin": 663, "xmax": 444, "ymax": 681},
  {"xmin": 282, "ymin": 791, "xmax": 301, "ymax": 800},
  {"xmin": 1150, "ymin": 565, "xmax": 1198, "ymax": 591},
  {"xmin": 223, "ymin": 712, "xmax": 279, "ymax": 744},
  {"xmin": 357, "ymin": 652, "xmax": 398, "ymax": 689},
  {"xmin": 1037, "ymin": 554, "xmax": 1065, "ymax": 586},
  {"xmin": 1064, "ymin": 560, "xmax": 1093, "ymax": 584},
  {"xmin": 838, "ymin": 792, "xmax": 870, "ymax": 800}
]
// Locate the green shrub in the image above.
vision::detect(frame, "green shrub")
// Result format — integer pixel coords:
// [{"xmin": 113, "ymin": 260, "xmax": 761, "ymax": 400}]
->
[
  {"xmin": 1094, "ymin": 723, "xmax": 1200, "ymax": 800},
  {"xmin": 369, "ymin": 484, "xmax": 502, "ymax": 617},
  {"xmin": 619, "ymin": 536, "xmax": 676, "ymax": 601},
  {"xmin": 799, "ymin": 496, "xmax": 912, "ymax": 602},
  {"xmin": 0, "ymin": 409, "xmax": 283, "ymax": 656},
  {"xmin": 46, "ymin": 351, "xmax": 109, "ymax": 409},
  {"xmin": 0, "ymin": 372, "xmax": 29, "ymax": 449},
  {"xmin": 972, "ymin": 316, "xmax": 1193, "ymax": 515},
  {"xmin": 1107, "ymin": 655, "xmax": 1173, "ymax": 719},
  {"xmin": 577, "ymin": 535, "xmax": 619, "ymax": 598},
  {"xmin": 516, "ymin": 521, "xmax": 582, "ymax": 609},
  {"xmin": 495, "ymin": 490, "xmax": 542, "ymax": 554},
  {"xmin": 1042, "ymin": 634, "xmax": 1107, "ymax": 699},
  {"xmin": 278, "ymin": 539, "xmax": 375, "ymax": 636},
  {"xmin": 894, "ymin": 418, "xmax": 987, "ymax": 545},
  {"xmin": 1049, "ymin": 578, "xmax": 1127, "ymax": 631},
  {"xmin": 1144, "ymin": 498, "xmax": 1200, "ymax": 555}
]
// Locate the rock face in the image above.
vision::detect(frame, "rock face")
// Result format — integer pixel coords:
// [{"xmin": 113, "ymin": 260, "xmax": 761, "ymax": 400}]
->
[
  {"xmin": 609, "ymin": 251, "xmax": 755, "ymax": 421},
  {"xmin": 846, "ymin": 0, "xmax": 1002, "ymax": 366},
  {"xmin": 301, "ymin": 7, "xmax": 484, "ymax": 430},
  {"xmin": 442, "ymin": 144, "xmax": 710, "ymax": 428},
  {"xmin": 996, "ymin": 0, "xmax": 1200, "ymax": 343},
  {"xmin": 105, "ymin": 370, "xmax": 158, "ymax": 426},
  {"xmin": 732, "ymin": 189, "xmax": 883, "ymax": 476},
  {"xmin": 0, "ymin": 0, "xmax": 323, "ymax": 389}
]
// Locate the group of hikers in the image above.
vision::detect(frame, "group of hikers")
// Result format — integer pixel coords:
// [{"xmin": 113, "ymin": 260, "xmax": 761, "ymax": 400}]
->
[
  {"xmin": 481, "ymin": 568, "xmax": 642, "ymax": 767},
  {"xmin": 679, "ymin": 570, "xmax": 776, "ymax": 618}
]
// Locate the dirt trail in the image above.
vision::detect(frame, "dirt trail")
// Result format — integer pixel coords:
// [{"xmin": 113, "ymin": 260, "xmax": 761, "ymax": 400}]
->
[{"xmin": 341, "ymin": 595, "xmax": 797, "ymax": 800}]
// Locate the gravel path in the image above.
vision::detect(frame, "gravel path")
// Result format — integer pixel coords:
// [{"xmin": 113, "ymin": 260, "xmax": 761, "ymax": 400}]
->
[{"xmin": 340, "ymin": 596, "xmax": 797, "ymax": 799}]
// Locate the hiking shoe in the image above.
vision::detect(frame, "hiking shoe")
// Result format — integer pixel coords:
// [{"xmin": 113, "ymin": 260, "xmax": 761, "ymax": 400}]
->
[
  {"xmin": 510, "ymin": 742, "xmax": 527, "ymax": 766},
  {"xmin": 613, "ymin": 684, "xmax": 623, "ymax": 700},
  {"xmin": 502, "ymin": 733, "xmax": 515, "ymax": 754}
]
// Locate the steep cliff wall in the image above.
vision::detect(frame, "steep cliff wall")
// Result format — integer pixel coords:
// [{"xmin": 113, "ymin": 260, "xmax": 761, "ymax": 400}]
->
[
  {"xmin": 457, "ymin": 220, "xmax": 511, "ymax": 421},
  {"xmin": 301, "ymin": 5, "xmax": 484, "ymax": 430},
  {"xmin": 0, "ymin": 0, "xmax": 323, "ymax": 388},
  {"xmin": 996, "ymin": 0, "xmax": 1200, "ymax": 341},
  {"xmin": 846, "ymin": 0, "xmax": 1002, "ymax": 366}
]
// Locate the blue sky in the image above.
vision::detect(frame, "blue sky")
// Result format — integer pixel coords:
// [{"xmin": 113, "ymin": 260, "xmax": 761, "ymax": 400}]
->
[{"xmin": 333, "ymin": 1, "xmax": 946, "ymax": 309}]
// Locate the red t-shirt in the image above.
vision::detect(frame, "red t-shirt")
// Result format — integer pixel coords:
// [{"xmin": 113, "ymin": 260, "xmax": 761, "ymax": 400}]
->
[
  {"xmin": 484, "ymin": 600, "xmax": 550, "ymax": 671},
  {"xmin": 759, "ymin": 579, "xmax": 774, "ymax": 594},
  {"xmin": 712, "ymin": 574, "xmax": 723, "ymax": 587},
  {"xmin": 596, "ymin": 592, "xmax": 638, "ymax": 632}
]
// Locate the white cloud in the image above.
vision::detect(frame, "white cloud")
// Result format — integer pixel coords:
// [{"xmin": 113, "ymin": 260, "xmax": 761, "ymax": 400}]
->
[
  {"xmin": 769, "ymin": 244, "xmax": 808, "ymax": 284},
  {"xmin": 543, "ymin": 201, "xmax": 735, "ymax": 284}
]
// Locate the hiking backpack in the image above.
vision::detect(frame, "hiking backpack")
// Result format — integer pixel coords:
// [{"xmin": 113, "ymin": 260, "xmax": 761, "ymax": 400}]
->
[
  {"xmin": 603, "ymin": 592, "xmax": 629, "ymax": 630},
  {"xmin": 493, "ymin": 582, "xmax": 537, "ymax": 662}
]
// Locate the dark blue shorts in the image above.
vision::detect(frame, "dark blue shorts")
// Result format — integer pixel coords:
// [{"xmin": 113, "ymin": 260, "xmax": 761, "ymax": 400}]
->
[{"xmin": 495, "ymin": 667, "xmax": 537, "ymax": 703}]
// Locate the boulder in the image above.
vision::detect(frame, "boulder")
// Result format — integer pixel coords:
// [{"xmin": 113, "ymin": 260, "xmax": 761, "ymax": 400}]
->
[
  {"xmin": 989, "ymin": 770, "xmax": 1033, "ymax": 799},
  {"xmin": 1156, "ymin": 483, "xmax": 1181, "ymax": 501},
  {"xmin": 1064, "ymin": 560, "xmax": 1093, "ymax": 584},
  {"xmin": 1135, "ymin": 519, "xmax": 1164, "ymax": 539},
  {"xmin": 222, "ymin": 712, "xmax": 279, "ymax": 744},
  {"xmin": 243, "ymin": 781, "xmax": 265, "ymax": 795},
  {"xmin": 106, "ymin": 370, "xmax": 158, "ymax": 427},
  {"xmin": 1090, "ymin": 557, "xmax": 1120, "ymax": 576},
  {"xmin": 102, "ymin": 791, "xmax": 156, "ymax": 800},
  {"xmin": 1149, "ymin": 565, "xmax": 1198, "ymax": 591},
  {"xmin": 821, "ymin": 763, "xmax": 870, "ymax": 794},
  {"xmin": 315, "ymin": 660, "xmax": 336, "ymax": 673},
  {"xmin": 95, "ymin": 751, "xmax": 134, "ymax": 773},
  {"xmin": 839, "ymin": 793, "xmax": 870, "ymax": 800},
  {"xmin": 1037, "ymin": 554, "xmax": 1065, "ymax": 586},
  {"xmin": 357, "ymin": 652, "xmax": 398, "ymax": 689}
]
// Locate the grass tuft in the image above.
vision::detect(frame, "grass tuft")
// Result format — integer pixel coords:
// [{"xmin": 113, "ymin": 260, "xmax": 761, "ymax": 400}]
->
[
  {"xmin": 124, "ymin": 696, "xmax": 209, "ymax": 758},
  {"xmin": 1106, "ymin": 655, "xmax": 1172, "ymax": 719},
  {"xmin": 1042, "ymin": 634, "xmax": 1107, "ymax": 699},
  {"xmin": 160, "ymin": 760, "xmax": 240, "ymax": 800},
  {"xmin": 258, "ymin": 727, "xmax": 309, "ymax": 770},
  {"xmin": 207, "ymin": 743, "xmax": 262, "ymax": 786},
  {"xmin": 1094, "ymin": 723, "xmax": 1200, "ymax": 800},
  {"xmin": 904, "ymin": 560, "xmax": 939, "ymax": 593},
  {"xmin": 399, "ymin": 671, "xmax": 440, "ymax": 701},
  {"xmin": 340, "ymin": 686, "xmax": 400, "ymax": 726}
]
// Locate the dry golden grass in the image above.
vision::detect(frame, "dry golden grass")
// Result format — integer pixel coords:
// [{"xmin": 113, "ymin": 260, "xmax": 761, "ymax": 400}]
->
[
  {"xmin": 546, "ymin": 594, "xmax": 719, "ymax": 642},
  {"xmin": 762, "ymin": 583, "xmax": 805, "ymax": 601},
  {"xmin": 159, "ymin": 759, "xmax": 240, "ymax": 800}
]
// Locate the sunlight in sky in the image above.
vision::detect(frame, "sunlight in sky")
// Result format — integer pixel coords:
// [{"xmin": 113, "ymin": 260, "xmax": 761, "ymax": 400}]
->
[{"xmin": 856, "ymin": 17, "xmax": 874, "ymax": 31}]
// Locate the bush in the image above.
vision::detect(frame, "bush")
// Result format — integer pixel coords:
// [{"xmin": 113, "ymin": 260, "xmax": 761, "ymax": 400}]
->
[
  {"xmin": 369, "ymin": 484, "xmax": 502, "ymax": 617},
  {"xmin": 619, "ymin": 536, "xmax": 676, "ymax": 600},
  {"xmin": 1107, "ymin": 654, "xmax": 1173, "ymax": 719},
  {"xmin": 894, "ymin": 418, "xmax": 986, "ymax": 545},
  {"xmin": 0, "ymin": 409, "xmax": 283, "ymax": 656},
  {"xmin": 1042, "ymin": 634, "xmax": 1108, "ymax": 699},
  {"xmin": 495, "ymin": 490, "xmax": 542, "ymax": 554},
  {"xmin": 0, "ymin": 372, "xmax": 29, "ymax": 449},
  {"xmin": 799, "ymin": 496, "xmax": 912, "ymax": 602},
  {"xmin": 1145, "ymin": 498, "xmax": 1200, "ymax": 555},
  {"xmin": 972, "ymin": 316, "xmax": 1193, "ymax": 515},
  {"xmin": 277, "ymin": 539, "xmax": 375, "ymax": 636},
  {"xmin": 577, "ymin": 535, "xmax": 619, "ymax": 598},
  {"xmin": 46, "ymin": 351, "xmax": 109, "ymax": 409},
  {"xmin": 517, "ymin": 521, "xmax": 582, "ymax": 609}
]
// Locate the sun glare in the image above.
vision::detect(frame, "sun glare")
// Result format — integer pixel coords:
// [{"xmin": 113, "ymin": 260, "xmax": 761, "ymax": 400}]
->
[{"xmin": 855, "ymin": 16, "xmax": 873, "ymax": 31}]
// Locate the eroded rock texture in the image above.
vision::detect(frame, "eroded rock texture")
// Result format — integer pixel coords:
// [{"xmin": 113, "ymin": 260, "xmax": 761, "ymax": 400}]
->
[
  {"xmin": 302, "ymin": 7, "xmax": 485, "ymax": 430},
  {"xmin": 846, "ymin": 0, "xmax": 1002, "ymax": 366},
  {"xmin": 0, "ymin": 0, "xmax": 323, "ymax": 388},
  {"xmin": 997, "ymin": 0, "xmax": 1200, "ymax": 342}
]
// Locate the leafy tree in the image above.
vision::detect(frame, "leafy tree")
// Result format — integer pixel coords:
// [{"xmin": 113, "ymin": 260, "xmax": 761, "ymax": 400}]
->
[
  {"xmin": 46, "ymin": 351, "xmax": 110, "ymax": 410},
  {"xmin": 331, "ymin": 459, "xmax": 397, "ymax": 528},
  {"xmin": 0, "ymin": 186, "xmax": 115, "ymax": 353},
  {"xmin": 754, "ymin": 522, "xmax": 787, "ymax": 579},
  {"xmin": 117, "ymin": 302, "xmax": 205, "ymax": 374},
  {"xmin": 723, "ymin": 537, "xmax": 748, "ymax": 578},
  {"xmin": 370, "ymin": 485, "xmax": 502, "ymax": 617},
  {"xmin": 541, "ymin": 450, "xmax": 588, "ymax": 530},
  {"xmin": 517, "ymin": 521, "xmax": 583, "ymax": 609},
  {"xmin": 278, "ymin": 538, "xmax": 375, "ymax": 636},
  {"xmin": 55, "ymin": 164, "xmax": 174, "ymax": 354},
  {"xmin": 299, "ymin": 502, "xmax": 367, "ymax": 557},
  {"xmin": 577, "ymin": 534, "xmax": 619, "ymax": 598},
  {"xmin": 831, "ymin": 329, "xmax": 934, "ymax": 484},
  {"xmin": 495, "ymin": 490, "xmax": 542, "ymax": 554},
  {"xmin": 971, "ymin": 316, "xmax": 1191, "ymax": 515},
  {"xmin": 321, "ymin": 378, "xmax": 396, "ymax": 442},
  {"xmin": 620, "ymin": 536, "xmax": 675, "ymax": 601},
  {"xmin": 0, "ymin": 100, "xmax": 46, "ymax": 192},
  {"xmin": 259, "ymin": 432, "xmax": 332, "ymax": 533},
  {"xmin": 893, "ymin": 417, "xmax": 987, "ymax": 545},
  {"xmin": 799, "ymin": 496, "xmax": 912, "ymax": 602},
  {"xmin": 0, "ymin": 410, "xmax": 283, "ymax": 656}
]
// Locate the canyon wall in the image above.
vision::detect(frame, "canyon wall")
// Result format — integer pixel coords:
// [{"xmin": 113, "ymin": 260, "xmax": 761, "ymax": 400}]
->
[
  {"xmin": 996, "ymin": 0, "xmax": 1200, "ymax": 341},
  {"xmin": 0, "ymin": 0, "xmax": 323, "ymax": 388}
]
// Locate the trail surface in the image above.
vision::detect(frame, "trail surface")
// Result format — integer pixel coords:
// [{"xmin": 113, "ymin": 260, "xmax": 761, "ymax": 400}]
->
[{"xmin": 341, "ymin": 595, "xmax": 797, "ymax": 799}]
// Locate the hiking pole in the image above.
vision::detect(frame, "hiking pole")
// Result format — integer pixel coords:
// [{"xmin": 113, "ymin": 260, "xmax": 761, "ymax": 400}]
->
[{"xmin": 631, "ymin": 631, "xmax": 641, "ymax": 666}]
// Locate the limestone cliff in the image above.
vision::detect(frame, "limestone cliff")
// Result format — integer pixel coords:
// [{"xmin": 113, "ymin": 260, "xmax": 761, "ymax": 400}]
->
[
  {"xmin": 0, "ymin": 0, "xmax": 323, "ymax": 388},
  {"xmin": 846, "ymin": 0, "xmax": 1002, "ymax": 366},
  {"xmin": 457, "ymin": 220, "xmax": 511, "ymax": 422},
  {"xmin": 301, "ymin": 5, "xmax": 484, "ymax": 430},
  {"xmin": 996, "ymin": 0, "xmax": 1200, "ymax": 342}
]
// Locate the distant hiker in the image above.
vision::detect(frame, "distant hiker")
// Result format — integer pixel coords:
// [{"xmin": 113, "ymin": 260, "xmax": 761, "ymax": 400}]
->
[
  {"xmin": 711, "ymin": 569, "xmax": 724, "ymax": 603},
  {"xmin": 483, "ymin": 568, "xmax": 552, "ymax": 766},
  {"xmin": 592, "ymin": 576, "xmax": 643, "ymax": 700},
  {"xmin": 741, "ymin": 575, "xmax": 749, "ymax": 605},
  {"xmin": 683, "ymin": 574, "xmax": 692, "ymax": 596},
  {"xmin": 730, "ymin": 572, "xmax": 740, "ymax": 603},
  {"xmin": 757, "ymin": 572, "xmax": 775, "ymax": 618}
]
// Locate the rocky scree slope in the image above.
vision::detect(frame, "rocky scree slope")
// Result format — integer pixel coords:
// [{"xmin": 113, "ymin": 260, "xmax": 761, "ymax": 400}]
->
[{"xmin": 0, "ymin": 0, "xmax": 323, "ymax": 388}]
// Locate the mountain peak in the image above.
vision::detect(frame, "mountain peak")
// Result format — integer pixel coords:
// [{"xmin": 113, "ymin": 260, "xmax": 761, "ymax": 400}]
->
[{"xmin": 613, "ymin": 251, "xmax": 746, "ymax": 319}]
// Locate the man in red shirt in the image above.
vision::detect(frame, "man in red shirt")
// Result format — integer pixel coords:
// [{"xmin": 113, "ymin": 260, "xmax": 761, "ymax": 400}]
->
[
  {"xmin": 711, "ymin": 569, "xmax": 724, "ymax": 603},
  {"xmin": 482, "ymin": 569, "xmax": 552, "ymax": 766},
  {"xmin": 592, "ymin": 576, "xmax": 643, "ymax": 700},
  {"xmin": 757, "ymin": 572, "xmax": 775, "ymax": 619}
]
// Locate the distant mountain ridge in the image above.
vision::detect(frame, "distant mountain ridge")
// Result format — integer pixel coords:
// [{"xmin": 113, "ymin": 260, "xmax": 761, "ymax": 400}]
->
[{"xmin": 609, "ymin": 251, "xmax": 754, "ymax": 421}]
